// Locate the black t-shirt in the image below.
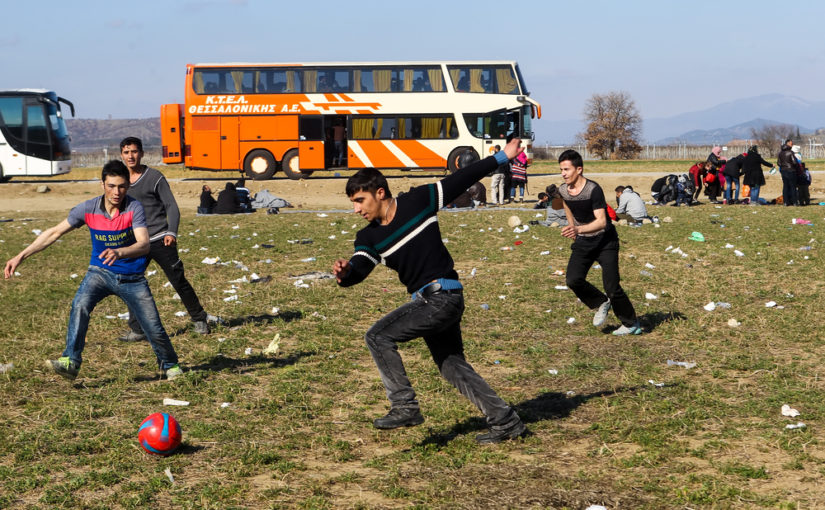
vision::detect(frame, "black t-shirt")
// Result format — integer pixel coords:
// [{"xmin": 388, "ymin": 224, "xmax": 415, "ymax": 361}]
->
[{"xmin": 559, "ymin": 179, "xmax": 609, "ymax": 236}]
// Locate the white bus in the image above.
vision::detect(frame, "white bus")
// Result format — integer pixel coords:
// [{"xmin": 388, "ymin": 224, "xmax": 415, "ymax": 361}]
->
[
  {"xmin": 162, "ymin": 61, "xmax": 541, "ymax": 179},
  {"xmin": 0, "ymin": 89, "xmax": 75, "ymax": 182}
]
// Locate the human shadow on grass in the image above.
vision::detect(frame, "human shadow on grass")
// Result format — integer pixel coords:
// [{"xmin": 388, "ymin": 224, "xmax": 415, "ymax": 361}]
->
[
  {"xmin": 599, "ymin": 310, "xmax": 687, "ymax": 335},
  {"xmin": 167, "ymin": 310, "xmax": 304, "ymax": 338},
  {"xmin": 416, "ymin": 387, "xmax": 641, "ymax": 447},
  {"xmin": 129, "ymin": 350, "xmax": 316, "ymax": 382}
]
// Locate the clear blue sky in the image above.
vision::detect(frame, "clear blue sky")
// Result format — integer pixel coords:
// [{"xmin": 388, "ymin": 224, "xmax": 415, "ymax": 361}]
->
[{"xmin": 2, "ymin": 0, "xmax": 822, "ymax": 138}]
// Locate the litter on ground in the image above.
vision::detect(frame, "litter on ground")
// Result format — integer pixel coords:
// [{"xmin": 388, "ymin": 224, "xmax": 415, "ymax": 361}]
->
[
  {"xmin": 782, "ymin": 404, "xmax": 801, "ymax": 417},
  {"xmin": 667, "ymin": 360, "xmax": 696, "ymax": 369}
]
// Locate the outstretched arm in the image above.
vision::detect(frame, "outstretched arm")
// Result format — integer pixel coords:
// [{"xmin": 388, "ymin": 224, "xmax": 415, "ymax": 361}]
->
[
  {"xmin": 4, "ymin": 220, "xmax": 75, "ymax": 278},
  {"xmin": 439, "ymin": 137, "xmax": 523, "ymax": 205}
]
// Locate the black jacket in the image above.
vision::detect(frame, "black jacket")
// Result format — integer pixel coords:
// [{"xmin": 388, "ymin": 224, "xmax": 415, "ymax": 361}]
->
[
  {"xmin": 777, "ymin": 144, "xmax": 798, "ymax": 171},
  {"xmin": 707, "ymin": 152, "xmax": 725, "ymax": 171},
  {"xmin": 723, "ymin": 154, "xmax": 745, "ymax": 178},
  {"xmin": 215, "ymin": 183, "xmax": 241, "ymax": 214},
  {"xmin": 199, "ymin": 191, "xmax": 217, "ymax": 210},
  {"xmin": 742, "ymin": 152, "xmax": 772, "ymax": 187}
]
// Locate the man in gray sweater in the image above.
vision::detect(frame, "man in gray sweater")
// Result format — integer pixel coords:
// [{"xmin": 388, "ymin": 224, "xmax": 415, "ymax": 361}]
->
[{"xmin": 117, "ymin": 137, "xmax": 210, "ymax": 340}]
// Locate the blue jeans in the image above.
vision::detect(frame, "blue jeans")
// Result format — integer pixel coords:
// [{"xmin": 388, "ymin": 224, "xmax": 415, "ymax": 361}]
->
[
  {"xmin": 364, "ymin": 290, "xmax": 521, "ymax": 430},
  {"xmin": 724, "ymin": 176, "xmax": 740, "ymax": 202},
  {"xmin": 64, "ymin": 265, "xmax": 178, "ymax": 369},
  {"xmin": 780, "ymin": 170, "xmax": 798, "ymax": 205},
  {"xmin": 510, "ymin": 182, "xmax": 525, "ymax": 198},
  {"xmin": 750, "ymin": 185, "xmax": 760, "ymax": 203}
]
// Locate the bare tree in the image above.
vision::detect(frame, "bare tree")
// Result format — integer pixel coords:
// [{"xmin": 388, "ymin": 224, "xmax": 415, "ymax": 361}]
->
[
  {"xmin": 580, "ymin": 91, "xmax": 642, "ymax": 160},
  {"xmin": 749, "ymin": 124, "xmax": 795, "ymax": 156}
]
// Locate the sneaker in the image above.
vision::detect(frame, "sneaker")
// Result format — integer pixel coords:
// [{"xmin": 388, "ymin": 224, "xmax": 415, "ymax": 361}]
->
[
  {"xmin": 476, "ymin": 421, "xmax": 529, "ymax": 444},
  {"xmin": 45, "ymin": 357, "xmax": 79, "ymax": 380},
  {"xmin": 192, "ymin": 320, "xmax": 210, "ymax": 334},
  {"xmin": 116, "ymin": 329, "xmax": 146, "ymax": 342},
  {"xmin": 612, "ymin": 321, "xmax": 642, "ymax": 336},
  {"xmin": 206, "ymin": 314, "xmax": 226, "ymax": 325},
  {"xmin": 373, "ymin": 408, "xmax": 425, "ymax": 429},
  {"xmin": 164, "ymin": 364, "xmax": 184, "ymax": 381},
  {"xmin": 593, "ymin": 299, "xmax": 611, "ymax": 327}
]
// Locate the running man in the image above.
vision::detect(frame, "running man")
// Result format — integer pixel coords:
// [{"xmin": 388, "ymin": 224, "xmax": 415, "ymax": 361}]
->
[
  {"xmin": 332, "ymin": 135, "xmax": 528, "ymax": 444},
  {"xmin": 4, "ymin": 160, "xmax": 182, "ymax": 380},
  {"xmin": 117, "ymin": 136, "xmax": 211, "ymax": 341},
  {"xmin": 558, "ymin": 149, "xmax": 642, "ymax": 335}
]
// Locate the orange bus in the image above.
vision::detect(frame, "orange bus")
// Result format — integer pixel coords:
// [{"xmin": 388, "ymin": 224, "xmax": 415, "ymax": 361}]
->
[{"xmin": 161, "ymin": 61, "xmax": 541, "ymax": 180}]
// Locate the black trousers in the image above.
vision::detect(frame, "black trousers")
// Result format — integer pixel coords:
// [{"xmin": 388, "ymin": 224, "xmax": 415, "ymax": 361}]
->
[
  {"xmin": 565, "ymin": 227, "xmax": 637, "ymax": 327},
  {"xmin": 128, "ymin": 239, "xmax": 206, "ymax": 333}
]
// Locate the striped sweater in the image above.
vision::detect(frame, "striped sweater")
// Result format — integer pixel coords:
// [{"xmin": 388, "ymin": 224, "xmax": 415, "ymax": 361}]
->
[{"xmin": 339, "ymin": 154, "xmax": 501, "ymax": 294}]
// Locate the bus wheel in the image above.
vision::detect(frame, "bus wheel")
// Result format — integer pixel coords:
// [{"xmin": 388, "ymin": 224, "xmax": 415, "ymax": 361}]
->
[
  {"xmin": 281, "ymin": 149, "xmax": 304, "ymax": 180},
  {"xmin": 244, "ymin": 150, "xmax": 277, "ymax": 180},
  {"xmin": 0, "ymin": 164, "xmax": 9, "ymax": 183},
  {"xmin": 447, "ymin": 147, "xmax": 478, "ymax": 173}
]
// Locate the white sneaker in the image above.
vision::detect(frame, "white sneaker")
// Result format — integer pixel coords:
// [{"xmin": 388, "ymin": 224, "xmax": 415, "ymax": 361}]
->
[
  {"xmin": 612, "ymin": 321, "xmax": 642, "ymax": 336},
  {"xmin": 593, "ymin": 299, "xmax": 611, "ymax": 327}
]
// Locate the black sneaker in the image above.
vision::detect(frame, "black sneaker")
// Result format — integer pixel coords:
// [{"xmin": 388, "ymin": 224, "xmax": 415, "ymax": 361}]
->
[
  {"xmin": 475, "ymin": 421, "xmax": 528, "ymax": 444},
  {"xmin": 116, "ymin": 329, "xmax": 146, "ymax": 342},
  {"xmin": 373, "ymin": 408, "xmax": 425, "ymax": 429},
  {"xmin": 45, "ymin": 357, "xmax": 79, "ymax": 380}
]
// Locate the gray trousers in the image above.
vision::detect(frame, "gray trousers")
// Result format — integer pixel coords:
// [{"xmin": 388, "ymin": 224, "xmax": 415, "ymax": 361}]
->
[{"xmin": 365, "ymin": 291, "xmax": 521, "ymax": 430}]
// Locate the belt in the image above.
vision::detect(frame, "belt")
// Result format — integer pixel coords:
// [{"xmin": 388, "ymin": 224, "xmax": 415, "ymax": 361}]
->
[{"xmin": 412, "ymin": 281, "xmax": 463, "ymax": 301}]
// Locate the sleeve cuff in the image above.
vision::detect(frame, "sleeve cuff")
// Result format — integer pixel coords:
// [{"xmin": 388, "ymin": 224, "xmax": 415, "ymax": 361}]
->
[{"xmin": 493, "ymin": 151, "xmax": 509, "ymax": 166}]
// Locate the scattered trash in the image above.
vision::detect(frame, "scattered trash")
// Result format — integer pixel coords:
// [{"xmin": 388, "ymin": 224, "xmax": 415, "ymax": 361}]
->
[
  {"xmin": 644, "ymin": 263, "xmax": 655, "ymax": 269},
  {"xmin": 514, "ymin": 240, "xmax": 524, "ymax": 246},
  {"xmin": 667, "ymin": 360, "xmax": 696, "ymax": 369},
  {"xmin": 31, "ymin": 229, "xmax": 42, "ymax": 236},
  {"xmin": 540, "ymin": 250, "xmax": 550, "ymax": 256},
  {"xmin": 799, "ymin": 246, "xmax": 812, "ymax": 251},
  {"xmin": 500, "ymin": 246, "xmax": 513, "ymax": 251},
  {"xmin": 174, "ymin": 311, "xmax": 187, "ymax": 317},
  {"xmin": 648, "ymin": 379, "xmax": 665, "ymax": 387},
  {"xmin": 792, "ymin": 218, "xmax": 812, "ymax": 225},
  {"xmin": 293, "ymin": 280, "xmax": 310, "ymax": 288},
  {"xmin": 163, "ymin": 398, "xmax": 189, "ymax": 406},
  {"xmin": 548, "ymin": 369, "xmax": 558, "ymax": 375},
  {"xmin": 688, "ymin": 231, "xmax": 705, "ymax": 242},
  {"xmin": 164, "ymin": 467, "xmax": 175, "ymax": 484},
  {"xmin": 724, "ymin": 243, "xmax": 735, "ymax": 249},
  {"xmin": 785, "ymin": 422, "xmax": 806, "ymax": 430},
  {"xmin": 727, "ymin": 318, "xmax": 741, "ymax": 327},
  {"xmin": 201, "ymin": 256, "xmax": 221, "ymax": 265},
  {"xmin": 244, "ymin": 347, "xmax": 254, "ymax": 356},
  {"xmin": 289, "ymin": 271, "xmax": 334, "ymax": 280},
  {"xmin": 513, "ymin": 225, "xmax": 529, "ymax": 233},
  {"xmin": 566, "ymin": 317, "xmax": 576, "ymax": 324},
  {"xmin": 263, "ymin": 334, "xmax": 280, "ymax": 356},
  {"xmin": 703, "ymin": 301, "xmax": 716, "ymax": 311},
  {"xmin": 585, "ymin": 505, "xmax": 608, "ymax": 510},
  {"xmin": 552, "ymin": 270, "xmax": 564, "ymax": 276},
  {"xmin": 0, "ymin": 363, "xmax": 13, "ymax": 374},
  {"xmin": 716, "ymin": 302, "xmax": 731, "ymax": 308},
  {"xmin": 70, "ymin": 273, "xmax": 78, "ymax": 279},
  {"xmin": 300, "ymin": 257, "xmax": 316, "ymax": 262},
  {"xmin": 640, "ymin": 270, "xmax": 652, "ymax": 277},
  {"xmin": 287, "ymin": 239, "xmax": 313, "ymax": 245},
  {"xmin": 498, "ymin": 295, "xmax": 506, "ymax": 300},
  {"xmin": 765, "ymin": 301, "xmax": 777, "ymax": 308},
  {"xmin": 316, "ymin": 213, "xmax": 328, "ymax": 218},
  {"xmin": 117, "ymin": 312, "xmax": 130, "ymax": 320},
  {"xmin": 470, "ymin": 268, "xmax": 477, "ymax": 277},
  {"xmin": 554, "ymin": 285, "xmax": 568, "ymax": 290},
  {"xmin": 480, "ymin": 303, "xmax": 490, "ymax": 310},
  {"xmin": 220, "ymin": 402, "xmax": 231, "ymax": 408},
  {"xmin": 645, "ymin": 292, "xmax": 658, "ymax": 300},
  {"xmin": 734, "ymin": 250, "xmax": 744, "ymax": 257},
  {"xmin": 781, "ymin": 404, "xmax": 801, "ymax": 417}
]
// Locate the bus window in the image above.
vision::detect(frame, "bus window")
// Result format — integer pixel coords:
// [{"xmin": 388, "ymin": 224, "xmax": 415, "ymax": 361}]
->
[
  {"xmin": 299, "ymin": 116, "xmax": 323, "ymax": 141},
  {"xmin": 0, "ymin": 97, "xmax": 23, "ymax": 140},
  {"xmin": 448, "ymin": 65, "xmax": 518, "ymax": 94}
]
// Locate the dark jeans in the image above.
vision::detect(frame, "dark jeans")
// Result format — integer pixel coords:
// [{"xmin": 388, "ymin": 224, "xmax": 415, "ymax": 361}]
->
[
  {"xmin": 65, "ymin": 266, "xmax": 178, "ymax": 369},
  {"xmin": 797, "ymin": 184, "xmax": 810, "ymax": 205},
  {"xmin": 565, "ymin": 227, "xmax": 637, "ymax": 327},
  {"xmin": 780, "ymin": 170, "xmax": 798, "ymax": 206},
  {"xmin": 128, "ymin": 239, "xmax": 206, "ymax": 333},
  {"xmin": 724, "ymin": 175, "xmax": 740, "ymax": 202},
  {"xmin": 364, "ymin": 291, "xmax": 521, "ymax": 430}
]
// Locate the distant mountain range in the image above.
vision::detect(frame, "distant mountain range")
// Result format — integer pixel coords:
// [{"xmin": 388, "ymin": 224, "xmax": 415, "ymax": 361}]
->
[
  {"xmin": 65, "ymin": 93, "xmax": 825, "ymax": 149},
  {"xmin": 536, "ymin": 94, "xmax": 825, "ymax": 145}
]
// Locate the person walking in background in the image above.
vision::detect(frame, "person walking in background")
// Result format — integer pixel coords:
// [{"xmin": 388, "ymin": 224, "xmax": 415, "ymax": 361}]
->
[
  {"xmin": 332, "ymin": 136, "xmax": 528, "ymax": 444},
  {"xmin": 742, "ymin": 145, "xmax": 773, "ymax": 205},
  {"xmin": 722, "ymin": 151, "xmax": 746, "ymax": 204},
  {"xmin": 558, "ymin": 149, "xmax": 641, "ymax": 336},
  {"xmin": 688, "ymin": 161, "xmax": 707, "ymax": 203},
  {"xmin": 489, "ymin": 145, "xmax": 509, "ymax": 205},
  {"xmin": 777, "ymin": 138, "xmax": 799, "ymax": 206},
  {"xmin": 4, "ymin": 161, "xmax": 183, "ymax": 381},
  {"xmin": 118, "ymin": 137, "xmax": 211, "ymax": 341},
  {"xmin": 509, "ymin": 148, "xmax": 528, "ymax": 203}
]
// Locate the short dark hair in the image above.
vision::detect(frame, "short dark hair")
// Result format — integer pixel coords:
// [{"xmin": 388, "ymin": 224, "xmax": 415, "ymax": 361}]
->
[
  {"xmin": 538, "ymin": 192, "xmax": 548, "ymax": 200},
  {"xmin": 345, "ymin": 167, "xmax": 392, "ymax": 198},
  {"xmin": 120, "ymin": 136, "xmax": 143, "ymax": 152},
  {"xmin": 558, "ymin": 149, "xmax": 583, "ymax": 168},
  {"xmin": 101, "ymin": 160, "xmax": 129, "ymax": 182},
  {"xmin": 615, "ymin": 186, "xmax": 625, "ymax": 193}
]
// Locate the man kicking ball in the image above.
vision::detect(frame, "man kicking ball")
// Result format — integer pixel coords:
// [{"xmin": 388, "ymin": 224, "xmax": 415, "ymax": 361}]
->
[
  {"xmin": 333, "ymin": 135, "xmax": 527, "ymax": 444},
  {"xmin": 4, "ymin": 160, "xmax": 182, "ymax": 380}
]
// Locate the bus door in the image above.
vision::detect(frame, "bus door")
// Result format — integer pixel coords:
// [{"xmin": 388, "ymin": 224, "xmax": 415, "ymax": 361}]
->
[
  {"xmin": 478, "ymin": 108, "xmax": 516, "ymax": 158},
  {"xmin": 220, "ymin": 116, "xmax": 239, "ymax": 170},
  {"xmin": 190, "ymin": 116, "xmax": 221, "ymax": 170},
  {"xmin": 298, "ymin": 115, "xmax": 325, "ymax": 170}
]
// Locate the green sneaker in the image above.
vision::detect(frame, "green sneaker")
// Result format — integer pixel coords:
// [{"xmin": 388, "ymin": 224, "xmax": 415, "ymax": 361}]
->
[
  {"xmin": 45, "ymin": 357, "xmax": 79, "ymax": 380},
  {"xmin": 164, "ymin": 364, "xmax": 184, "ymax": 381}
]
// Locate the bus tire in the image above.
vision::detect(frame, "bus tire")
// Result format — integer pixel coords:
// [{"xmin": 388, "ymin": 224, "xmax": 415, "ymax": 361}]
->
[
  {"xmin": 447, "ymin": 147, "xmax": 478, "ymax": 173},
  {"xmin": 280, "ymin": 149, "xmax": 304, "ymax": 180},
  {"xmin": 0, "ymin": 164, "xmax": 8, "ymax": 183},
  {"xmin": 243, "ymin": 150, "xmax": 277, "ymax": 180}
]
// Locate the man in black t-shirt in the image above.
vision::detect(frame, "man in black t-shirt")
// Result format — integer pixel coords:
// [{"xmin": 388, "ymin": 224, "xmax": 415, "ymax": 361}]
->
[
  {"xmin": 332, "ymin": 136, "xmax": 528, "ymax": 444},
  {"xmin": 558, "ymin": 149, "xmax": 641, "ymax": 335}
]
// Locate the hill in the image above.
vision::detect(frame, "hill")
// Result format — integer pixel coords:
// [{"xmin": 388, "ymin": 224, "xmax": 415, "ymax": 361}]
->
[{"xmin": 66, "ymin": 118, "xmax": 160, "ymax": 149}]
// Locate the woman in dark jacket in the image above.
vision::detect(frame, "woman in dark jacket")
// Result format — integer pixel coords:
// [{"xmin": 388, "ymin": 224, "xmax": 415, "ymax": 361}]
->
[
  {"xmin": 742, "ymin": 146, "xmax": 773, "ymax": 204},
  {"xmin": 214, "ymin": 182, "xmax": 242, "ymax": 214}
]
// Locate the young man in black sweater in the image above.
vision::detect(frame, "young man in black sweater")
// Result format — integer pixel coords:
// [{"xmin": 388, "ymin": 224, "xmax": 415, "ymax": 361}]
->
[{"xmin": 332, "ymin": 136, "xmax": 527, "ymax": 444}]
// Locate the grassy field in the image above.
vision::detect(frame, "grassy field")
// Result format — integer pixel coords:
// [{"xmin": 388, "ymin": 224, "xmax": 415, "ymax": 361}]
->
[{"xmin": 1, "ymin": 200, "xmax": 824, "ymax": 508}]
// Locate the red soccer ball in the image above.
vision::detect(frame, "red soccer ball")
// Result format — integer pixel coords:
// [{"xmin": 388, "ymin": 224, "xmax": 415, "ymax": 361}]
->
[{"xmin": 138, "ymin": 412, "xmax": 182, "ymax": 456}]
